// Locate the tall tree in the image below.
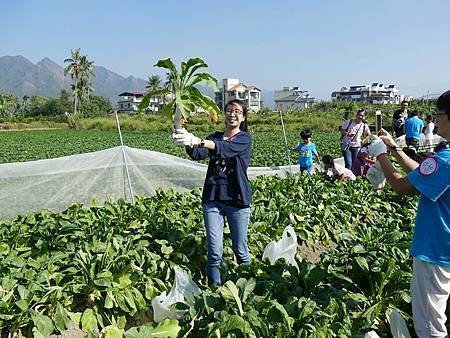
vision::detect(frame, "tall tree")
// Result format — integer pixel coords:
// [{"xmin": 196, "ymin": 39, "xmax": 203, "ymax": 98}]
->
[
  {"xmin": 146, "ymin": 75, "xmax": 163, "ymax": 112},
  {"xmin": 64, "ymin": 49, "xmax": 82, "ymax": 115},
  {"xmin": 0, "ymin": 93, "xmax": 18, "ymax": 116},
  {"xmin": 79, "ymin": 55, "xmax": 95, "ymax": 100},
  {"xmin": 146, "ymin": 75, "xmax": 162, "ymax": 92},
  {"xmin": 139, "ymin": 58, "xmax": 220, "ymax": 128},
  {"xmin": 64, "ymin": 49, "xmax": 95, "ymax": 116}
]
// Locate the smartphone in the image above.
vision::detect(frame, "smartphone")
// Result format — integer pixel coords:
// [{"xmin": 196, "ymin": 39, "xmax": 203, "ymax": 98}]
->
[{"xmin": 375, "ymin": 110, "xmax": 382, "ymax": 133}]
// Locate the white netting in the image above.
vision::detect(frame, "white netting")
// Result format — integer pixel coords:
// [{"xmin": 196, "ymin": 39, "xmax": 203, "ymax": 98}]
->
[
  {"xmin": 0, "ymin": 146, "xmax": 302, "ymax": 219},
  {"xmin": 395, "ymin": 134, "xmax": 446, "ymax": 151},
  {"xmin": 0, "ymin": 133, "xmax": 444, "ymax": 219}
]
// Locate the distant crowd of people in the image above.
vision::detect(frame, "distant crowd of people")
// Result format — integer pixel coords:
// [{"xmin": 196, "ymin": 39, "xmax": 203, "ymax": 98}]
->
[
  {"xmin": 290, "ymin": 108, "xmax": 380, "ymax": 186},
  {"xmin": 288, "ymin": 101, "xmax": 440, "ymax": 190},
  {"xmin": 392, "ymin": 100, "xmax": 436, "ymax": 150}
]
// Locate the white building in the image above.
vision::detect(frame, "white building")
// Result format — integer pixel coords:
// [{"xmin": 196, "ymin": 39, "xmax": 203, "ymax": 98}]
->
[
  {"xmin": 117, "ymin": 92, "xmax": 163, "ymax": 113},
  {"xmin": 331, "ymin": 83, "xmax": 404, "ymax": 104},
  {"xmin": 215, "ymin": 78, "xmax": 261, "ymax": 112},
  {"xmin": 274, "ymin": 86, "xmax": 316, "ymax": 111}
]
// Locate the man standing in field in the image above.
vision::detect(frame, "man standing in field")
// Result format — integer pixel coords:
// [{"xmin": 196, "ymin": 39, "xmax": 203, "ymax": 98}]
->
[
  {"xmin": 368, "ymin": 90, "xmax": 450, "ymax": 337},
  {"xmin": 404, "ymin": 110, "xmax": 424, "ymax": 150},
  {"xmin": 392, "ymin": 100, "xmax": 410, "ymax": 138}
]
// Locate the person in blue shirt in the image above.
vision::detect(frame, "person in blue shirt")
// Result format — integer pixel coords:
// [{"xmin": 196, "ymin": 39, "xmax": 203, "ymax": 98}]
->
[
  {"xmin": 292, "ymin": 129, "xmax": 320, "ymax": 173},
  {"xmin": 368, "ymin": 90, "xmax": 450, "ymax": 338},
  {"xmin": 404, "ymin": 110, "xmax": 424, "ymax": 150},
  {"xmin": 172, "ymin": 99, "xmax": 252, "ymax": 285}
]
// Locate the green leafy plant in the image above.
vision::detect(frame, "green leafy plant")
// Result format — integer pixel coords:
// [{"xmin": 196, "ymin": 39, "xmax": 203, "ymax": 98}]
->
[{"xmin": 139, "ymin": 57, "xmax": 220, "ymax": 128}]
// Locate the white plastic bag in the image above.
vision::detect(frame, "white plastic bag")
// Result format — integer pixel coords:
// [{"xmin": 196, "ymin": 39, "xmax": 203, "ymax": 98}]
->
[
  {"xmin": 364, "ymin": 331, "xmax": 381, "ymax": 338},
  {"xmin": 262, "ymin": 225, "xmax": 298, "ymax": 268},
  {"xmin": 388, "ymin": 308, "xmax": 411, "ymax": 338},
  {"xmin": 366, "ymin": 162, "xmax": 386, "ymax": 190},
  {"xmin": 151, "ymin": 266, "xmax": 201, "ymax": 323}
]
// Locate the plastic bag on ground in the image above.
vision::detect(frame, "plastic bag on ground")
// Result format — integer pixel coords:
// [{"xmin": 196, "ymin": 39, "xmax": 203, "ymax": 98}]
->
[
  {"xmin": 151, "ymin": 266, "xmax": 201, "ymax": 323},
  {"xmin": 366, "ymin": 162, "xmax": 386, "ymax": 190},
  {"xmin": 388, "ymin": 308, "xmax": 411, "ymax": 338},
  {"xmin": 262, "ymin": 225, "xmax": 298, "ymax": 268}
]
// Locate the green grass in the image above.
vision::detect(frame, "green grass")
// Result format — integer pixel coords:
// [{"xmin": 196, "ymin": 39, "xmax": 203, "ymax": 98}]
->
[
  {"xmin": 0, "ymin": 129, "xmax": 341, "ymax": 166},
  {"xmin": 0, "ymin": 120, "xmax": 68, "ymax": 130}
]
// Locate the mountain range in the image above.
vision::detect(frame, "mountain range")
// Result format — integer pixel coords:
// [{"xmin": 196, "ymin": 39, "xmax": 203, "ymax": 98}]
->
[
  {"xmin": 0, "ymin": 55, "xmax": 275, "ymax": 108},
  {"xmin": 0, "ymin": 55, "xmax": 150, "ymax": 103}
]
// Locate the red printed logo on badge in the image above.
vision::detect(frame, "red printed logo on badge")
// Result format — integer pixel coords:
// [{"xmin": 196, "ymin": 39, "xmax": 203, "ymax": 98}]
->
[{"xmin": 419, "ymin": 157, "xmax": 438, "ymax": 176}]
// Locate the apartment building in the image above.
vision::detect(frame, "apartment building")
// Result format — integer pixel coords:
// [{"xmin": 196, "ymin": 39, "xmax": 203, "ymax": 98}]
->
[
  {"xmin": 274, "ymin": 86, "xmax": 316, "ymax": 111},
  {"xmin": 215, "ymin": 78, "xmax": 261, "ymax": 112},
  {"xmin": 331, "ymin": 83, "xmax": 404, "ymax": 104},
  {"xmin": 117, "ymin": 92, "xmax": 163, "ymax": 113}
]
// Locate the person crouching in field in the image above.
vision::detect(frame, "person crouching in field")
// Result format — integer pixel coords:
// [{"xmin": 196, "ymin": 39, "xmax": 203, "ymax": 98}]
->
[
  {"xmin": 172, "ymin": 99, "xmax": 252, "ymax": 286},
  {"xmin": 292, "ymin": 129, "xmax": 320, "ymax": 174},
  {"xmin": 322, "ymin": 154, "xmax": 356, "ymax": 182},
  {"xmin": 351, "ymin": 144, "xmax": 375, "ymax": 177},
  {"xmin": 367, "ymin": 90, "xmax": 450, "ymax": 337}
]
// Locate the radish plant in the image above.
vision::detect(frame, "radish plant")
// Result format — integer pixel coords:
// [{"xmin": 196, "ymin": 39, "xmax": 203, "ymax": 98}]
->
[{"xmin": 139, "ymin": 58, "xmax": 221, "ymax": 129}]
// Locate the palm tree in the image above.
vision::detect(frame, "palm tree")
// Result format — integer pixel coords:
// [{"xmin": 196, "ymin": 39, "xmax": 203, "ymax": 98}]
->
[
  {"xmin": 64, "ymin": 50, "xmax": 95, "ymax": 116},
  {"xmin": 164, "ymin": 72, "xmax": 173, "ymax": 89},
  {"xmin": 139, "ymin": 58, "xmax": 220, "ymax": 129},
  {"xmin": 64, "ymin": 49, "xmax": 82, "ymax": 115},
  {"xmin": 146, "ymin": 75, "xmax": 162, "ymax": 112},
  {"xmin": 79, "ymin": 55, "xmax": 95, "ymax": 100},
  {"xmin": 146, "ymin": 75, "xmax": 162, "ymax": 92}
]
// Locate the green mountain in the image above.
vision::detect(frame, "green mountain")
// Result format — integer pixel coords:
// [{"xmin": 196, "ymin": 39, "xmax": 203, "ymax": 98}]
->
[{"xmin": 0, "ymin": 55, "xmax": 147, "ymax": 103}]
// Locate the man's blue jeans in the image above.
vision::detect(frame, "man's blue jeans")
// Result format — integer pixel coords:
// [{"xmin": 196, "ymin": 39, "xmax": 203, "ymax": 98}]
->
[
  {"xmin": 342, "ymin": 146, "xmax": 360, "ymax": 170},
  {"xmin": 202, "ymin": 201, "xmax": 250, "ymax": 285}
]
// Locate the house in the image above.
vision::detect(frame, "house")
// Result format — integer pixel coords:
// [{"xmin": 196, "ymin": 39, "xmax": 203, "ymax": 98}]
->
[
  {"xmin": 331, "ymin": 83, "xmax": 404, "ymax": 104},
  {"xmin": 117, "ymin": 92, "xmax": 163, "ymax": 113},
  {"xmin": 215, "ymin": 78, "xmax": 261, "ymax": 112},
  {"xmin": 274, "ymin": 86, "xmax": 316, "ymax": 111}
]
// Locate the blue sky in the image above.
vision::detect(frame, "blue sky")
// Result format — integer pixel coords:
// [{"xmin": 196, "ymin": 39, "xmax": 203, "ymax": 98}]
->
[{"xmin": 1, "ymin": 0, "xmax": 449, "ymax": 100}]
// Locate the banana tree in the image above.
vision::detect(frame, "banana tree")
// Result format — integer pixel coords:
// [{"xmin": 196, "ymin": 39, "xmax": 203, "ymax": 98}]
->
[{"xmin": 139, "ymin": 57, "xmax": 220, "ymax": 129}]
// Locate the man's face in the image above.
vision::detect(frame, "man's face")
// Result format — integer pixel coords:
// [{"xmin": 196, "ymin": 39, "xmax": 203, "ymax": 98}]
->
[
  {"xmin": 401, "ymin": 102, "xmax": 408, "ymax": 110},
  {"xmin": 435, "ymin": 110, "xmax": 449, "ymax": 134}
]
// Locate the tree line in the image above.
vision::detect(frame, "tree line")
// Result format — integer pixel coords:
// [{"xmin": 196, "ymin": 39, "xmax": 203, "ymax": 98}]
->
[{"xmin": 0, "ymin": 91, "xmax": 112, "ymax": 118}]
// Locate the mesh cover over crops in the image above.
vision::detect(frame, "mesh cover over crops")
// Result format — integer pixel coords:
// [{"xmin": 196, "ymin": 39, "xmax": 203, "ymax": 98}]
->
[
  {"xmin": 0, "ymin": 146, "xmax": 298, "ymax": 219},
  {"xmin": 1, "ymin": 134, "xmax": 443, "ymax": 219}
]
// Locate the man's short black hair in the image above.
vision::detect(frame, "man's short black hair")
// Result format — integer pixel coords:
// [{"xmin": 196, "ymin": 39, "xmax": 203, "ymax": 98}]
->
[
  {"xmin": 436, "ymin": 90, "xmax": 450, "ymax": 119},
  {"xmin": 300, "ymin": 129, "xmax": 312, "ymax": 140},
  {"xmin": 401, "ymin": 100, "xmax": 409, "ymax": 105},
  {"xmin": 410, "ymin": 110, "xmax": 419, "ymax": 117}
]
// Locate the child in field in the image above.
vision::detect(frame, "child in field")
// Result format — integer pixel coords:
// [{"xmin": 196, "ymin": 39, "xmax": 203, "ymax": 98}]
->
[
  {"xmin": 322, "ymin": 154, "xmax": 356, "ymax": 181},
  {"xmin": 292, "ymin": 129, "xmax": 320, "ymax": 174},
  {"xmin": 423, "ymin": 115, "xmax": 435, "ymax": 151},
  {"xmin": 351, "ymin": 145, "xmax": 376, "ymax": 177}
]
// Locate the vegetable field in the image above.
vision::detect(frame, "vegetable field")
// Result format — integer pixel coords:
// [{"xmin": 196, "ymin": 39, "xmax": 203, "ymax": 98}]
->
[
  {"xmin": 0, "ymin": 172, "xmax": 418, "ymax": 337},
  {"xmin": 0, "ymin": 129, "xmax": 340, "ymax": 166}
]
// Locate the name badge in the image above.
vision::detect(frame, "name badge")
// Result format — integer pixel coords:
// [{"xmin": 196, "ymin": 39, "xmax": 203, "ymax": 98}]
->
[{"xmin": 419, "ymin": 157, "xmax": 438, "ymax": 176}]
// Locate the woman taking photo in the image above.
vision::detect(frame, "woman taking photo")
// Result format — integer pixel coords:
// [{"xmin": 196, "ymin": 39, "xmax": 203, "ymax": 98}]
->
[
  {"xmin": 340, "ymin": 109, "xmax": 371, "ymax": 169},
  {"xmin": 172, "ymin": 99, "xmax": 252, "ymax": 285}
]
